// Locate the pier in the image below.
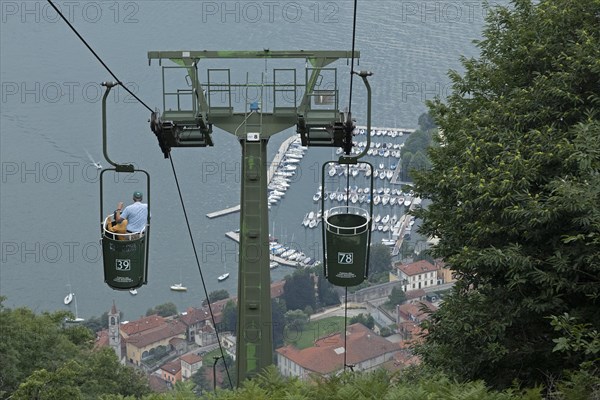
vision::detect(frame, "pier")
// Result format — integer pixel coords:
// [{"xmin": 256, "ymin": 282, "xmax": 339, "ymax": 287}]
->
[
  {"xmin": 206, "ymin": 205, "xmax": 241, "ymax": 219},
  {"xmin": 391, "ymin": 197, "xmax": 421, "ymax": 256},
  {"xmin": 225, "ymin": 231, "xmax": 306, "ymax": 268},
  {"xmin": 206, "ymin": 134, "xmax": 299, "ymax": 219}
]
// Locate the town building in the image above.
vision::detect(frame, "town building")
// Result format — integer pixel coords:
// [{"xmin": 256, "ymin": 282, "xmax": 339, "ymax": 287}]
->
[
  {"xmin": 275, "ymin": 323, "xmax": 400, "ymax": 380},
  {"xmin": 389, "ymin": 260, "xmax": 440, "ymax": 291}
]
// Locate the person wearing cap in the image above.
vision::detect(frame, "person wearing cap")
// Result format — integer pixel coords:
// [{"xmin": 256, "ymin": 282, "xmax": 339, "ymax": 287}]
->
[{"xmin": 114, "ymin": 191, "xmax": 149, "ymax": 236}]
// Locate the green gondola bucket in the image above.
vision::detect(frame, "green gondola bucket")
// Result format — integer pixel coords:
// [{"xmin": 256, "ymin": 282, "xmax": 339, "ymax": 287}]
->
[
  {"xmin": 324, "ymin": 206, "xmax": 370, "ymax": 286},
  {"xmin": 101, "ymin": 218, "xmax": 149, "ymax": 290}
]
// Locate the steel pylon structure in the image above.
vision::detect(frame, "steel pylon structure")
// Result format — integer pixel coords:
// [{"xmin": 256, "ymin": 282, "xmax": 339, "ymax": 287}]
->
[{"xmin": 148, "ymin": 50, "xmax": 360, "ymax": 383}]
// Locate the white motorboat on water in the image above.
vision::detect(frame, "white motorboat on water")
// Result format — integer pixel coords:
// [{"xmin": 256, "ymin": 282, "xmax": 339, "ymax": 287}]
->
[
  {"xmin": 170, "ymin": 283, "xmax": 187, "ymax": 292},
  {"xmin": 64, "ymin": 292, "xmax": 73, "ymax": 305},
  {"xmin": 129, "ymin": 289, "xmax": 138, "ymax": 295},
  {"xmin": 218, "ymin": 273, "xmax": 230, "ymax": 282}
]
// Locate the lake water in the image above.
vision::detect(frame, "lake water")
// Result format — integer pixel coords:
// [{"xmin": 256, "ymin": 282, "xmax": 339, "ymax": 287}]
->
[{"xmin": 0, "ymin": 0, "xmax": 499, "ymax": 320}]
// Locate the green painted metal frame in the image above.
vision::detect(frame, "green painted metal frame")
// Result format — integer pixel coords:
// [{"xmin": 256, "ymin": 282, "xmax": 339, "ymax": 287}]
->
[{"xmin": 147, "ymin": 50, "xmax": 360, "ymax": 384}]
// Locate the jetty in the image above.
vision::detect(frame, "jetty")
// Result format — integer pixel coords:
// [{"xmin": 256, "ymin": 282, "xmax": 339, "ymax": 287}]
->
[
  {"xmin": 206, "ymin": 135, "xmax": 299, "ymax": 219},
  {"xmin": 225, "ymin": 231, "xmax": 308, "ymax": 268},
  {"xmin": 391, "ymin": 197, "xmax": 422, "ymax": 256}
]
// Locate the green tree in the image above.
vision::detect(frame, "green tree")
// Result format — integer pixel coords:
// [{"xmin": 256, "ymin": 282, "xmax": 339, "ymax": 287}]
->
[
  {"xmin": 412, "ymin": 0, "xmax": 600, "ymax": 389},
  {"xmin": 284, "ymin": 309, "xmax": 309, "ymax": 331},
  {"xmin": 349, "ymin": 313, "xmax": 375, "ymax": 330},
  {"xmin": 191, "ymin": 366, "xmax": 212, "ymax": 394},
  {"xmin": 83, "ymin": 311, "xmax": 110, "ymax": 333},
  {"xmin": 369, "ymin": 243, "xmax": 392, "ymax": 275},
  {"xmin": 272, "ymin": 298, "xmax": 287, "ymax": 349},
  {"xmin": 0, "ymin": 299, "xmax": 84, "ymax": 397},
  {"xmin": 386, "ymin": 286, "xmax": 407, "ymax": 307},
  {"xmin": 221, "ymin": 300, "xmax": 237, "ymax": 334},
  {"xmin": 146, "ymin": 302, "xmax": 177, "ymax": 317},
  {"xmin": 283, "ymin": 269, "xmax": 316, "ymax": 311},
  {"xmin": 317, "ymin": 279, "xmax": 341, "ymax": 307},
  {"xmin": 418, "ymin": 112, "xmax": 437, "ymax": 131},
  {"xmin": 203, "ymin": 289, "xmax": 230, "ymax": 306}
]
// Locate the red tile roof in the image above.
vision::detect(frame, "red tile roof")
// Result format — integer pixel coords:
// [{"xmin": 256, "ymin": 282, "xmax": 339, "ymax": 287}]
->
[
  {"xmin": 395, "ymin": 260, "xmax": 438, "ymax": 276},
  {"xmin": 126, "ymin": 320, "xmax": 187, "ymax": 349},
  {"xmin": 161, "ymin": 359, "xmax": 181, "ymax": 375},
  {"xmin": 405, "ymin": 289, "xmax": 426, "ymax": 300},
  {"xmin": 270, "ymin": 280, "xmax": 285, "ymax": 298},
  {"xmin": 179, "ymin": 308, "xmax": 210, "ymax": 326},
  {"xmin": 180, "ymin": 353, "xmax": 202, "ymax": 366},
  {"xmin": 397, "ymin": 301, "xmax": 437, "ymax": 322},
  {"xmin": 276, "ymin": 323, "xmax": 400, "ymax": 375},
  {"xmin": 121, "ymin": 315, "xmax": 166, "ymax": 336}
]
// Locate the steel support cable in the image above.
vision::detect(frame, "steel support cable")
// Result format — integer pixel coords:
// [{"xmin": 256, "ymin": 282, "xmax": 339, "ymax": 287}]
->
[
  {"xmin": 347, "ymin": 0, "xmax": 360, "ymax": 114},
  {"xmin": 344, "ymin": 0, "xmax": 360, "ymax": 371},
  {"xmin": 169, "ymin": 156, "xmax": 233, "ymax": 389},
  {"xmin": 343, "ymin": 0, "xmax": 360, "ymax": 373},
  {"xmin": 46, "ymin": 0, "xmax": 153, "ymax": 113},
  {"xmin": 49, "ymin": 0, "xmax": 233, "ymax": 387}
]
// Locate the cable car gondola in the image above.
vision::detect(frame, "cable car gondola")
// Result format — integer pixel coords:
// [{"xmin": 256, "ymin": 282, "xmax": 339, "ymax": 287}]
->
[{"xmin": 98, "ymin": 82, "xmax": 151, "ymax": 290}]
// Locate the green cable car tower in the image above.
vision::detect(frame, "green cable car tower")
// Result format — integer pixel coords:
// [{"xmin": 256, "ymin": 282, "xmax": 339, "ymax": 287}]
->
[{"xmin": 148, "ymin": 50, "xmax": 362, "ymax": 383}]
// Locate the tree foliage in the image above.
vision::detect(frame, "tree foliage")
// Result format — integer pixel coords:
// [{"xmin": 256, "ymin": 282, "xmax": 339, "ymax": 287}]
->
[
  {"xmin": 412, "ymin": 0, "xmax": 600, "ymax": 389},
  {"xmin": 204, "ymin": 290, "xmax": 230, "ymax": 306},
  {"xmin": 369, "ymin": 243, "xmax": 392, "ymax": 275},
  {"xmin": 399, "ymin": 122, "xmax": 436, "ymax": 181},
  {"xmin": 0, "ymin": 298, "xmax": 150, "ymax": 399},
  {"xmin": 349, "ymin": 314, "xmax": 375, "ymax": 330},
  {"xmin": 221, "ymin": 300, "xmax": 238, "ymax": 334},
  {"xmin": 386, "ymin": 286, "xmax": 407, "ymax": 307},
  {"xmin": 282, "ymin": 269, "xmax": 316, "ymax": 311},
  {"xmin": 146, "ymin": 302, "xmax": 177, "ymax": 317}
]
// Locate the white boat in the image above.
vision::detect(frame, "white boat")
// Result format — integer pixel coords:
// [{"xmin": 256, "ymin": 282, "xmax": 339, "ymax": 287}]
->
[
  {"xmin": 218, "ymin": 273, "xmax": 230, "ymax": 282},
  {"xmin": 382, "ymin": 238, "xmax": 396, "ymax": 246},
  {"xmin": 94, "ymin": 162, "xmax": 102, "ymax": 169},
  {"xmin": 309, "ymin": 219, "xmax": 317, "ymax": 228},
  {"xmin": 170, "ymin": 283, "xmax": 187, "ymax": 292},
  {"xmin": 404, "ymin": 198, "xmax": 412, "ymax": 207},
  {"xmin": 374, "ymin": 214, "xmax": 381, "ymax": 223},
  {"xmin": 129, "ymin": 289, "xmax": 138, "ymax": 295},
  {"xmin": 64, "ymin": 284, "xmax": 74, "ymax": 305},
  {"xmin": 64, "ymin": 292, "xmax": 73, "ymax": 305},
  {"xmin": 270, "ymin": 261, "xmax": 279, "ymax": 269},
  {"xmin": 381, "ymin": 214, "xmax": 390, "ymax": 224},
  {"xmin": 386, "ymin": 170, "xmax": 394, "ymax": 180},
  {"xmin": 303, "ymin": 214, "xmax": 310, "ymax": 227},
  {"xmin": 65, "ymin": 294, "xmax": 84, "ymax": 323}
]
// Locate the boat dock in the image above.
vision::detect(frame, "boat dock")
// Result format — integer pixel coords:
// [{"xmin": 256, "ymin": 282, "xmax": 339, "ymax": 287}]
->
[
  {"xmin": 355, "ymin": 125, "xmax": 416, "ymax": 135},
  {"xmin": 224, "ymin": 231, "xmax": 305, "ymax": 268},
  {"xmin": 206, "ymin": 135, "xmax": 299, "ymax": 219},
  {"xmin": 391, "ymin": 197, "xmax": 421, "ymax": 256},
  {"xmin": 206, "ymin": 205, "xmax": 241, "ymax": 219}
]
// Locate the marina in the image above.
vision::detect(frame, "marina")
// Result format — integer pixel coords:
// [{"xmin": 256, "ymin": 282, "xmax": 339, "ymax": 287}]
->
[
  {"xmin": 218, "ymin": 124, "xmax": 422, "ymax": 266},
  {"xmin": 225, "ymin": 231, "xmax": 319, "ymax": 268},
  {"xmin": 207, "ymin": 126, "xmax": 415, "ymax": 218}
]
